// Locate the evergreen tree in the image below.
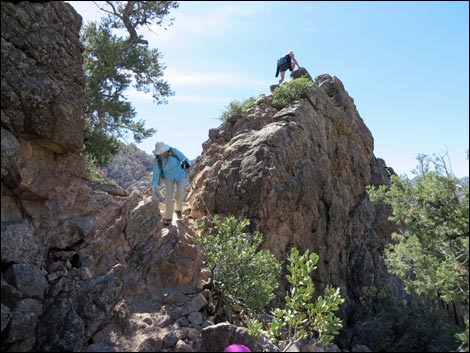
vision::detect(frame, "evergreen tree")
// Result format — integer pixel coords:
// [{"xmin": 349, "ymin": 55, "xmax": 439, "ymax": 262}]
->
[
  {"xmin": 81, "ymin": 1, "xmax": 178, "ymax": 166},
  {"xmin": 367, "ymin": 153, "xmax": 469, "ymax": 350}
]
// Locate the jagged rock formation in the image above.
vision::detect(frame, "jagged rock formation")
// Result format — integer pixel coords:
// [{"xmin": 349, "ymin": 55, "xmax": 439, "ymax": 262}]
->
[
  {"xmin": 103, "ymin": 144, "xmax": 169, "ymax": 202},
  {"xmin": 188, "ymin": 74, "xmax": 404, "ymax": 312},
  {"xmin": 104, "ymin": 144, "xmax": 154, "ymax": 190},
  {"xmin": 1, "ymin": 3, "xmax": 206, "ymax": 352},
  {"xmin": 0, "ymin": 2, "xmax": 128, "ymax": 351},
  {"xmin": 1, "ymin": 1, "xmax": 91, "ymax": 257}
]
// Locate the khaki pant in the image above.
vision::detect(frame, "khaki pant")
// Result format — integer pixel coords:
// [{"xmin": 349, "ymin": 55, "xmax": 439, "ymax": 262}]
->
[{"xmin": 162, "ymin": 175, "xmax": 188, "ymax": 220}]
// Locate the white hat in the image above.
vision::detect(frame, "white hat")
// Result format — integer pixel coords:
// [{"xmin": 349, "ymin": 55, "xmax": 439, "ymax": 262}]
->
[{"xmin": 153, "ymin": 141, "xmax": 170, "ymax": 155}]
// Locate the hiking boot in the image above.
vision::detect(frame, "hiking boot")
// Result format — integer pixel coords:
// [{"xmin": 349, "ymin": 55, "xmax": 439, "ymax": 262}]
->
[
  {"xmin": 175, "ymin": 210, "xmax": 183, "ymax": 219},
  {"xmin": 163, "ymin": 219, "xmax": 172, "ymax": 226}
]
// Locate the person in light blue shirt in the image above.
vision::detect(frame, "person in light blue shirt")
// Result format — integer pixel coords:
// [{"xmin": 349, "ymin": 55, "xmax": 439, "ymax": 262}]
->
[{"xmin": 147, "ymin": 141, "xmax": 192, "ymax": 226}]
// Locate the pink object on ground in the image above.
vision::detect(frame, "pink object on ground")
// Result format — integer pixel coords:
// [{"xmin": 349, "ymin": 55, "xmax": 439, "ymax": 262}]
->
[{"xmin": 223, "ymin": 343, "xmax": 251, "ymax": 352}]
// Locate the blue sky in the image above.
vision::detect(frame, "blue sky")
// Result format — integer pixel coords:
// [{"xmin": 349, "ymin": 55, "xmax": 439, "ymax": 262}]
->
[{"xmin": 67, "ymin": 1, "xmax": 469, "ymax": 178}]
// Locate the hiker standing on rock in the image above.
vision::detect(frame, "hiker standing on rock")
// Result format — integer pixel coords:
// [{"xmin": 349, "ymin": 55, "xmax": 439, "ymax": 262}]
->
[
  {"xmin": 146, "ymin": 141, "xmax": 191, "ymax": 226},
  {"xmin": 275, "ymin": 50, "xmax": 300, "ymax": 84}
]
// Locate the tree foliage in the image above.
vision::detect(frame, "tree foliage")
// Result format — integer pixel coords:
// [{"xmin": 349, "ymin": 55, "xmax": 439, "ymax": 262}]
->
[
  {"xmin": 367, "ymin": 153, "xmax": 469, "ymax": 350},
  {"xmin": 354, "ymin": 298, "xmax": 461, "ymax": 352},
  {"xmin": 194, "ymin": 216, "xmax": 282, "ymax": 315},
  {"xmin": 81, "ymin": 1, "xmax": 178, "ymax": 166},
  {"xmin": 367, "ymin": 154, "xmax": 469, "ymax": 305},
  {"xmin": 268, "ymin": 248, "xmax": 344, "ymax": 349}
]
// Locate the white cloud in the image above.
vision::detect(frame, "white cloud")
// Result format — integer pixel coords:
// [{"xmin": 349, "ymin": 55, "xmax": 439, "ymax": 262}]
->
[
  {"xmin": 165, "ymin": 70, "xmax": 266, "ymax": 88},
  {"xmin": 168, "ymin": 94, "xmax": 229, "ymax": 105},
  {"xmin": 125, "ymin": 68, "xmax": 267, "ymax": 105},
  {"xmin": 125, "ymin": 88, "xmax": 229, "ymax": 105},
  {"xmin": 181, "ymin": 5, "xmax": 257, "ymax": 34},
  {"xmin": 147, "ymin": 3, "xmax": 260, "ymax": 46}
]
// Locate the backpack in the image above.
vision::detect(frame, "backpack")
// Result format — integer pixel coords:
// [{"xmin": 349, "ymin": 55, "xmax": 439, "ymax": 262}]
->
[
  {"xmin": 277, "ymin": 56, "xmax": 287, "ymax": 66},
  {"xmin": 155, "ymin": 148, "xmax": 188, "ymax": 178}
]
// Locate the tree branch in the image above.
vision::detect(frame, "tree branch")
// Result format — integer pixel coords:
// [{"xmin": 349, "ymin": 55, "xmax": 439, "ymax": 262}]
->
[{"xmin": 122, "ymin": 1, "xmax": 149, "ymax": 46}]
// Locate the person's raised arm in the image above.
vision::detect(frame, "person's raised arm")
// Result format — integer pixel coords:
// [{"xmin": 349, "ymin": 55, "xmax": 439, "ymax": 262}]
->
[{"xmin": 293, "ymin": 57, "xmax": 300, "ymax": 69}]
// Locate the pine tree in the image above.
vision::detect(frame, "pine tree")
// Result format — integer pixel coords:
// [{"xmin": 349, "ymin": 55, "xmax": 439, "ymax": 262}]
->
[
  {"xmin": 81, "ymin": 1, "xmax": 178, "ymax": 166},
  {"xmin": 367, "ymin": 153, "xmax": 469, "ymax": 350}
]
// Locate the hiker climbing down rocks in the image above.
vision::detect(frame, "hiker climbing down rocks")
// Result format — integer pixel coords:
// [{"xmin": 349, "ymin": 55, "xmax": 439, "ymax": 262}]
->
[
  {"xmin": 146, "ymin": 141, "xmax": 192, "ymax": 226},
  {"xmin": 275, "ymin": 50, "xmax": 300, "ymax": 84}
]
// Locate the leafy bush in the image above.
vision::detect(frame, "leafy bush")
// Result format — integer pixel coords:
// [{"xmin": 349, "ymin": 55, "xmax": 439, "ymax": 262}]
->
[
  {"xmin": 456, "ymin": 317, "xmax": 469, "ymax": 352},
  {"xmin": 268, "ymin": 248, "xmax": 344, "ymax": 349},
  {"xmin": 219, "ymin": 97, "xmax": 256, "ymax": 123},
  {"xmin": 194, "ymin": 216, "xmax": 282, "ymax": 315},
  {"xmin": 353, "ymin": 298, "xmax": 460, "ymax": 352},
  {"xmin": 247, "ymin": 318, "xmax": 264, "ymax": 339},
  {"xmin": 272, "ymin": 77, "xmax": 315, "ymax": 109},
  {"xmin": 367, "ymin": 153, "xmax": 469, "ymax": 305},
  {"xmin": 367, "ymin": 153, "xmax": 469, "ymax": 350}
]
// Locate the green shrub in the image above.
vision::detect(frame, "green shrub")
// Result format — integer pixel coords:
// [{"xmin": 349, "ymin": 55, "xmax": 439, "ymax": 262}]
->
[
  {"xmin": 268, "ymin": 248, "xmax": 344, "ymax": 349},
  {"xmin": 247, "ymin": 318, "xmax": 264, "ymax": 339},
  {"xmin": 83, "ymin": 128, "xmax": 123, "ymax": 167},
  {"xmin": 194, "ymin": 216, "xmax": 282, "ymax": 315},
  {"xmin": 272, "ymin": 77, "xmax": 315, "ymax": 109},
  {"xmin": 456, "ymin": 317, "xmax": 469, "ymax": 352},
  {"xmin": 353, "ymin": 298, "xmax": 460, "ymax": 352},
  {"xmin": 367, "ymin": 153, "xmax": 469, "ymax": 306},
  {"xmin": 219, "ymin": 97, "xmax": 256, "ymax": 123},
  {"xmin": 367, "ymin": 153, "xmax": 468, "ymax": 352},
  {"xmin": 80, "ymin": 152, "xmax": 116, "ymax": 185}
]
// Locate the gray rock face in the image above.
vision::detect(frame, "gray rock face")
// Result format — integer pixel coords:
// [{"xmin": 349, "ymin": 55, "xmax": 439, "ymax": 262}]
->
[
  {"xmin": 1, "ymin": 1, "xmax": 85, "ymax": 153},
  {"xmin": 104, "ymin": 144, "xmax": 154, "ymax": 190},
  {"xmin": 188, "ymin": 72, "xmax": 402, "ymax": 306},
  {"xmin": 1, "ymin": 2, "xmax": 131, "ymax": 351},
  {"xmin": 1, "ymin": 1, "xmax": 85, "ymax": 145},
  {"xmin": 1, "ymin": 4, "xmax": 205, "ymax": 347},
  {"xmin": 1, "ymin": 1, "xmax": 89, "ymax": 245}
]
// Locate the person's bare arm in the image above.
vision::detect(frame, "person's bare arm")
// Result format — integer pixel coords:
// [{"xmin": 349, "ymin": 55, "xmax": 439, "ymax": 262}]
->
[{"xmin": 293, "ymin": 57, "xmax": 300, "ymax": 68}]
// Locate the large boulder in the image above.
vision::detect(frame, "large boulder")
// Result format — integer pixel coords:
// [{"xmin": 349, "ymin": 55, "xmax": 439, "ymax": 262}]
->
[{"xmin": 188, "ymin": 72, "xmax": 403, "ymax": 308}]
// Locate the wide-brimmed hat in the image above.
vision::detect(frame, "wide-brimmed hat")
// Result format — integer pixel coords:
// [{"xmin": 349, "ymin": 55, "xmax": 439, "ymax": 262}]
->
[{"xmin": 153, "ymin": 141, "xmax": 170, "ymax": 155}]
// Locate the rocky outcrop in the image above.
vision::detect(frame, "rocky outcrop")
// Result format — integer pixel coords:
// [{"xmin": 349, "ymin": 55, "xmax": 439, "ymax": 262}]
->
[
  {"xmin": 1, "ymin": 2, "xmax": 206, "ymax": 351},
  {"xmin": 188, "ymin": 73, "xmax": 403, "ymax": 310},
  {"xmin": 1, "ymin": 0, "xmax": 88, "ymax": 251},
  {"xmin": 1, "ymin": 2, "xmax": 103, "ymax": 350},
  {"xmin": 1, "ymin": 2, "xmax": 85, "ymax": 154},
  {"xmin": 104, "ymin": 144, "xmax": 154, "ymax": 190}
]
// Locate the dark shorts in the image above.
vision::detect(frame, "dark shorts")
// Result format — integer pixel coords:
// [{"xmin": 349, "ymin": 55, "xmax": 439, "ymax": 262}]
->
[{"xmin": 279, "ymin": 62, "xmax": 291, "ymax": 72}]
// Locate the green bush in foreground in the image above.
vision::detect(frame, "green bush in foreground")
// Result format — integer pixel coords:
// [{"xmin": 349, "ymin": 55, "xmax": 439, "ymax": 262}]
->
[
  {"xmin": 195, "ymin": 216, "xmax": 282, "ymax": 315},
  {"xmin": 268, "ymin": 248, "xmax": 344, "ymax": 349}
]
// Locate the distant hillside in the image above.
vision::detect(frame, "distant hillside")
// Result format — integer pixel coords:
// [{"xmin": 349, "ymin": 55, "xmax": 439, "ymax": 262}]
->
[
  {"xmin": 459, "ymin": 176, "xmax": 469, "ymax": 187},
  {"xmin": 104, "ymin": 144, "xmax": 153, "ymax": 190}
]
